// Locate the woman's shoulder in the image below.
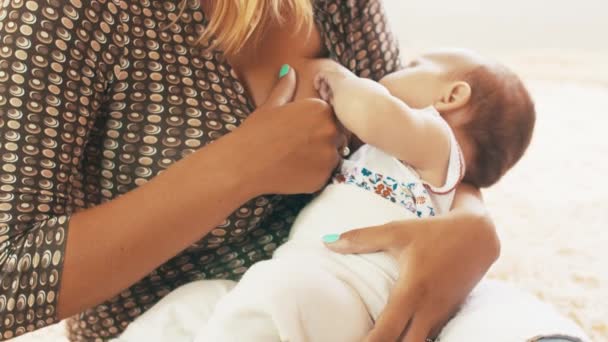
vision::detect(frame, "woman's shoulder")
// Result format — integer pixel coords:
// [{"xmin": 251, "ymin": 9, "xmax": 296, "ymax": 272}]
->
[
  {"xmin": 313, "ymin": 0, "xmax": 401, "ymax": 80},
  {"xmin": 2, "ymin": 0, "xmax": 127, "ymax": 37},
  {"xmin": 10, "ymin": 0, "xmax": 125, "ymax": 17},
  {"xmin": 315, "ymin": 0, "xmax": 382, "ymax": 11},
  {"xmin": 314, "ymin": 0, "xmax": 390, "ymax": 23},
  {"xmin": 1, "ymin": 0, "xmax": 129, "ymax": 75}
]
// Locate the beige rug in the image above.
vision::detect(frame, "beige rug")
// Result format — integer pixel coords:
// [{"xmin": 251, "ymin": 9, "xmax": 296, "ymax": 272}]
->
[{"xmin": 485, "ymin": 77, "xmax": 608, "ymax": 342}]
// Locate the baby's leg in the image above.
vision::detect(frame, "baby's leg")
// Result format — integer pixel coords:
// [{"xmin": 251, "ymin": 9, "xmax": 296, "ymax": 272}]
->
[{"xmin": 195, "ymin": 256, "xmax": 373, "ymax": 342}]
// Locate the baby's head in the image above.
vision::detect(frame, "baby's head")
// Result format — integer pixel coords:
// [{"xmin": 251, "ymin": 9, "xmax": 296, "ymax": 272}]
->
[{"xmin": 380, "ymin": 49, "xmax": 535, "ymax": 188}]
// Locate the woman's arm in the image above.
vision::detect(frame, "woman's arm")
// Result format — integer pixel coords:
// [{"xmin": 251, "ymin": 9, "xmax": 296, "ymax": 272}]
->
[
  {"xmin": 58, "ymin": 127, "xmax": 260, "ymax": 318},
  {"xmin": 324, "ymin": 182, "xmax": 499, "ymax": 341},
  {"xmin": 59, "ymin": 85, "xmax": 342, "ymax": 319},
  {"xmin": 447, "ymin": 184, "xmax": 500, "ymax": 255}
]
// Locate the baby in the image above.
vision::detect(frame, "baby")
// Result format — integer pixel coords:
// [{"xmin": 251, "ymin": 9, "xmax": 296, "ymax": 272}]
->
[{"xmin": 120, "ymin": 49, "xmax": 536, "ymax": 342}]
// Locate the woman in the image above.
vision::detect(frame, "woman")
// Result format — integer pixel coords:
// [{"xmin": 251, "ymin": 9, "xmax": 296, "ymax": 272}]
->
[{"xmin": 0, "ymin": 0, "xmax": 586, "ymax": 341}]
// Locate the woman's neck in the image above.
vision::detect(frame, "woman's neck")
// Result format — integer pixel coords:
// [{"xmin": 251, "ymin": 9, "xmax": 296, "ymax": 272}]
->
[{"xmin": 227, "ymin": 17, "xmax": 326, "ymax": 107}]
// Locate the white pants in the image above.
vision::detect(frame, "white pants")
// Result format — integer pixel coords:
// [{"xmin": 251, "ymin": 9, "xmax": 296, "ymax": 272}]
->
[{"xmin": 196, "ymin": 241, "xmax": 406, "ymax": 342}]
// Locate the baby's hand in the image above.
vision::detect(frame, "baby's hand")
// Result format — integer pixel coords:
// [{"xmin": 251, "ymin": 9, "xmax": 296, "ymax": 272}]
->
[{"xmin": 314, "ymin": 68, "xmax": 354, "ymax": 105}]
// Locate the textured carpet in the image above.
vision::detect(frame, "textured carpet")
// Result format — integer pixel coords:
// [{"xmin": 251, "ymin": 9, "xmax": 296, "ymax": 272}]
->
[{"xmin": 485, "ymin": 78, "xmax": 608, "ymax": 342}]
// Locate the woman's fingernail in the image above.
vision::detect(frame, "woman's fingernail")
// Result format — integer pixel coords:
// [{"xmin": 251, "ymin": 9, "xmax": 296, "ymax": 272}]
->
[
  {"xmin": 279, "ymin": 64, "xmax": 290, "ymax": 78},
  {"xmin": 322, "ymin": 234, "xmax": 341, "ymax": 243}
]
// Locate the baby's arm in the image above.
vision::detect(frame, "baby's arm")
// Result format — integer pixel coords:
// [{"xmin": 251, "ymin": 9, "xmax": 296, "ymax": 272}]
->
[{"xmin": 315, "ymin": 69, "xmax": 451, "ymax": 182}]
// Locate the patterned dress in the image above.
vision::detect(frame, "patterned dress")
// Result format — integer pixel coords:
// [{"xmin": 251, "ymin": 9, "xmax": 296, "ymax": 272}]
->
[{"xmin": 0, "ymin": 0, "xmax": 400, "ymax": 340}]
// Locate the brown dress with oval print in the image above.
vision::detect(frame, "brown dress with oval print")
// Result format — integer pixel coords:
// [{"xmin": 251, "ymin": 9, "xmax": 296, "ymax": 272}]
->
[{"xmin": 0, "ymin": 0, "xmax": 400, "ymax": 340}]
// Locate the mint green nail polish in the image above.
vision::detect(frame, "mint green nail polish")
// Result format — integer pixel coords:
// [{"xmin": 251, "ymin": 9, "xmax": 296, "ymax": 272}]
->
[
  {"xmin": 322, "ymin": 234, "xmax": 340, "ymax": 243},
  {"xmin": 279, "ymin": 64, "xmax": 290, "ymax": 78}
]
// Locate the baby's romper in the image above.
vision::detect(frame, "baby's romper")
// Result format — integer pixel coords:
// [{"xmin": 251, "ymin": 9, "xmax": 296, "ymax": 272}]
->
[{"xmin": 195, "ymin": 109, "xmax": 464, "ymax": 342}]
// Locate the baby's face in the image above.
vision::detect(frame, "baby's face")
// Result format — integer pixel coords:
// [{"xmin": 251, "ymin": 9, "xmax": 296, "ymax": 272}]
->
[{"xmin": 380, "ymin": 49, "xmax": 482, "ymax": 109}]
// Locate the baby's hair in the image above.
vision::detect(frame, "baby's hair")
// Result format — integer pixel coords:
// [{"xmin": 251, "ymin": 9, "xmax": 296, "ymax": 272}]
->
[{"xmin": 460, "ymin": 64, "xmax": 536, "ymax": 188}]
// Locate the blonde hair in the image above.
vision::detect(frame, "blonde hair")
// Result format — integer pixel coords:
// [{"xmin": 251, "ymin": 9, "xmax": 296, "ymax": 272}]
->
[{"xmin": 171, "ymin": 0, "xmax": 314, "ymax": 55}]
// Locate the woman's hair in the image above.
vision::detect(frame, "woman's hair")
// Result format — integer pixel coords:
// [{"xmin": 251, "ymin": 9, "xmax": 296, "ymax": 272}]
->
[{"xmin": 172, "ymin": 0, "xmax": 313, "ymax": 55}]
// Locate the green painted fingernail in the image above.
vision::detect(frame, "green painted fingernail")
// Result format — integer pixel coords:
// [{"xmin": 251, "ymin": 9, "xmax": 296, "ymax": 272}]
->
[
  {"xmin": 279, "ymin": 64, "xmax": 290, "ymax": 78},
  {"xmin": 322, "ymin": 234, "xmax": 340, "ymax": 243}
]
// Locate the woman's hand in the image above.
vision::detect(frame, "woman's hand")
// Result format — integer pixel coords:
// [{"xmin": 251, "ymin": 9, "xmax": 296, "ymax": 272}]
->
[
  {"xmin": 324, "ymin": 184, "xmax": 500, "ymax": 341},
  {"xmin": 235, "ymin": 66, "xmax": 346, "ymax": 195}
]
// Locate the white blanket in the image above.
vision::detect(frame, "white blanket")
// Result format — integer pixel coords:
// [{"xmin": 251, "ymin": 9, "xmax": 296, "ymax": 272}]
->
[{"xmin": 114, "ymin": 278, "xmax": 590, "ymax": 342}]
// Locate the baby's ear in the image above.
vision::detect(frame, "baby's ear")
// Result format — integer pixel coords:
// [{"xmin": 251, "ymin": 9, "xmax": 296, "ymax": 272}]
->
[{"xmin": 434, "ymin": 81, "xmax": 472, "ymax": 112}]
